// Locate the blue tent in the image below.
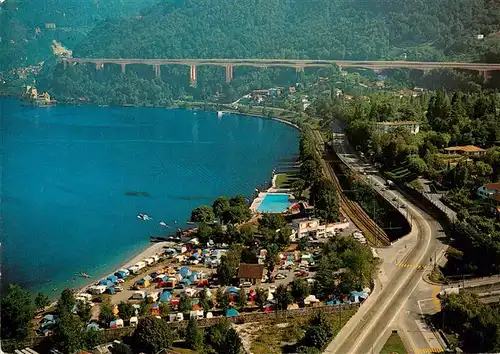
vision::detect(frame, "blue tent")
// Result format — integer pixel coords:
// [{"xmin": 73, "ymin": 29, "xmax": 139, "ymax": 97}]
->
[
  {"xmin": 107, "ymin": 287, "xmax": 116, "ymax": 295},
  {"xmin": 349, "ymin": 291, "xmax": 368, "ymax": 303},
  {"xmin": 115, "ymin": 270, "xmax": 127, "ymax": 279},
  {"xmin": 107, "ymin": 275, "xmax": 118, "ymax": 283},
  {"xmin": 180, "ymin": 279, "xmax": 192, "ymax": 286},
  {"xmin": 162, "ymin": 275, "xmax": 170, "ymax": 281},
  {"xmin": 98, "ymin": 279, "xmax": 113, "ymax": 288},
  {"xmin": 226, "ymin": 308, "xmax": 239, "ymax": 317},
  {"xmin": 159, "ymin": 291, "xmax": 172, "ymax": 302},
  {"xmin": 202, "ymin": 249, "xmax": 210, "ymax": 255},
  {"xmin": 179, "ymin": 267, "xmax": 191, "ymax": 277},
  {"xmin": 226, "ymin": 287, "xmax": 239, "ymax": 294}
]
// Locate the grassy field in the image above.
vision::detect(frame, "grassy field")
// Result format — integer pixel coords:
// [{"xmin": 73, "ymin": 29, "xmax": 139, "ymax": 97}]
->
[
  {"xmin": 248, "ymin": 308, "xmax": 357, "ymax": 354},
  {"xmin": 380, "ymin": 332, "xmax": 407, "ymax": 354},
  {"xmin": 275, "ymin": 173, "xmax": 292, "ymax": 188}
]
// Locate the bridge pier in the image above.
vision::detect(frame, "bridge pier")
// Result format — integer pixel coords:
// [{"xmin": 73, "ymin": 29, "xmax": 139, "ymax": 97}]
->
[
  {"xmin": 153, "ymin": 64, "xmax": 161, "ymax": 78},
  {"xmin": 95, "ymin": 62, "xmax": 104, "ymax": 70},
  {"xmin": 62, "ymin": 59, "xmax": 67, "ymax": 69},
  {"xmin": 295, "ymin": 65, "xmax": 304, "ymax": 73},
  {"xmin": 189, "ymin": 65, "xmax": 197, "ymax": 86},
  {"xmin": 225, "ymin": 64, "xmax": 233, "ymax": 83},
  {"xmin": 121, "ymin": 63, "xmax": 126, "ymax": 74}
]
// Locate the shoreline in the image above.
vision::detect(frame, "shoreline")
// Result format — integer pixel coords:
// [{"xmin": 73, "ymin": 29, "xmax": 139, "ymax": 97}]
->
[
  {"xmin": 3, "ymin": 97, "xmax": 301, "ymax": 296},
  {"xmin": 74, "ymin": 241, "xmax": 172, "ymax": 295}
]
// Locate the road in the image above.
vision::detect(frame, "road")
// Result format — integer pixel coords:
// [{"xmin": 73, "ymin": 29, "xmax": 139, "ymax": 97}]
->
[{"xmin": 324, "ymin": 122, "xmax": 445, "ymax": 354}]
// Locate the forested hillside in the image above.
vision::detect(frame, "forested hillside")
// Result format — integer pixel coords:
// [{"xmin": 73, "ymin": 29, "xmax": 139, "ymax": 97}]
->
[
  {"xmin": 0, "ymin": 0, "xmax": 159, "ymax": 71},
  {"xmin": 34, "ymin": 0, "xmax": 500, "ymax": 105},
  {"xmin": 74, "ymin": 0, "xmax": 500, "ymax": 61}
]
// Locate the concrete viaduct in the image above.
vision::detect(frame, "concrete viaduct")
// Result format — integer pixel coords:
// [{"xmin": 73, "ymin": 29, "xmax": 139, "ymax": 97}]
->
[{"xmin": 61, "ymin": 57, "xmax": 500, "ymax": 86}]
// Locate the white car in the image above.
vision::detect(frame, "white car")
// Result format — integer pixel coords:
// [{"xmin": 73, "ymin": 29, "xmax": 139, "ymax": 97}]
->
[
  {"xmin": 275, "ymin": 273, "xmax": 286, "ymax": 280},
  {"xmin": 116, "ymin": 279, "xmax": 125, "ymax": 283},
  {"xmin": 240, "ymin": 281, "xmax": 252, "ymax": 288}
]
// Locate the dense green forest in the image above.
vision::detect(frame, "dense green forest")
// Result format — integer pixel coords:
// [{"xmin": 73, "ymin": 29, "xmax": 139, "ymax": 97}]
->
[
  {"xmin": 308, "ymin": 89, "xmax": 500, "ymax": 276},
  {"xmin": 17, "ymin": 0, "xmax": 500, "ymax": 105},
  {"xmin": 0, "ymin": 0, "xmax": 160, "ymax": 71}
]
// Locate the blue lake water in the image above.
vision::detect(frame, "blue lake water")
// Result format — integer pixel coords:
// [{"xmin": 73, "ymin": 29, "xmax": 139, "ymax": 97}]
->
[{"xmin": 1, "ymin": 99, "xmax": 299, "ymax": 294}]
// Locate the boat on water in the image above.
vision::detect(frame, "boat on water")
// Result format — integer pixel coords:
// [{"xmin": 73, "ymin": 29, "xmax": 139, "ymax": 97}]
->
[
  {"xmin": 217, "ymin": 111, "xmax": 224, "ymax": 117},
  {"xmin": 21, "ymin": 86, "xmax": 56, "ymax": 107},
  {"xmin": 186, "ymin": 221, "xmax": 196, "ymax": 225},
  {"xmin": 137, "ymin": 213, "xmax": 152, "ymax": 221}
]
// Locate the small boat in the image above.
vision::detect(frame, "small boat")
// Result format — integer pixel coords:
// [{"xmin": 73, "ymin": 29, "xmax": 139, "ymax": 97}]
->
[
  {"xmin": 137, "ymin": 213, "xmax": 152, "ymax": 220},
  {"xmin": 217, "ymin": 111, "xmax": 224, "ymax": 117},
  {"xmin": 159, "ymin": 221, "xmax": 170, "ymax": 228},
  {"xmin": 186, "ymin": 221, "xmax": 195, "ymax": 225}
]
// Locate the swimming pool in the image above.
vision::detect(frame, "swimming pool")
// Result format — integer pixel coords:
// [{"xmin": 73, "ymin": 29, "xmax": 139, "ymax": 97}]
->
[{"xmin": 257, "ymin": 193, "xmax": 292, "ymax": 213}]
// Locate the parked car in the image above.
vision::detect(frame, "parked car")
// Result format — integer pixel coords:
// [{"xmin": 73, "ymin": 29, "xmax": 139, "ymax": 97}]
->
[
  {"xmin": 240, "ymin": 281, "xmax": 252, "ymax": 288},
  {"xmin": 275, "ymin": 273, "xmax": 286, "ymax": 280}
]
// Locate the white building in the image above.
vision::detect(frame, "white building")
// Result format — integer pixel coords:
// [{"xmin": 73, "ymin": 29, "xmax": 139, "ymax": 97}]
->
[
  {"xmin": 290, "ymin": 218, "xmax": 349, "ymax": 240},
  {"xmin": 375, "ymin": 121, "xmax": 420, "ymax": 134}
]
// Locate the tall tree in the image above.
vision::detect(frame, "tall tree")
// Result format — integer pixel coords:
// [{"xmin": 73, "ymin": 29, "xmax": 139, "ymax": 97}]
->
[
  {"xmin": 0, "ymin": 284, "xmax": 34, "ymax": 340},
  {"xmin": 130, "ymin": 317, "xmax": 174, "ymax": 354},
  {"xmin": 186, "ymin": 317, "xmax": 203, "ymax": 351},
  {"xmin": 191, "ymin": 205, "xmax": 215, "ymax": 223},
  {"xmin": 213, "ymin": 196, "xmax": 230, "ymax": 218},
  {"xmin": 117, "ymin": 302, "xmax": 135, "ymax": 322},
  {"xmin": 34, "ymin": 292, "xmax": 50, "ymax": 312}
]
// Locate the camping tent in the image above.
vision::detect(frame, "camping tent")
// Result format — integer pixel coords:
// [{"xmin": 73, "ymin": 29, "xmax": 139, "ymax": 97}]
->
[
  {"xmin": 225, "ymin": 308, "xmax": 239, "ymax": 317},
  {"xmin": 159, "ymin": 291, "xmax": 172, "ymax": 303},
  {"xmin": 179, "ymin": 267, "xmax": 191, "ymax": 277}
]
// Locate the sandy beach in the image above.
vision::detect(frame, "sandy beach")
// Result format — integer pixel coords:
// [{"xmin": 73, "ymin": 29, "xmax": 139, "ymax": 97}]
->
[{"xmin": 75, "ymin": 241, "xmax": 172, "ymax": 295}]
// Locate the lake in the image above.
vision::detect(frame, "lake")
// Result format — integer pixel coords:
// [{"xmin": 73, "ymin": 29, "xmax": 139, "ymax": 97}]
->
[{"xmin": 0, "ymin": 99, "xmax": 299, "ymax": 294}]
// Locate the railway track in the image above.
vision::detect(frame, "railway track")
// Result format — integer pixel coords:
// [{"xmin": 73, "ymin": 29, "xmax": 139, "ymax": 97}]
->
[{"xmin": 310, "ymin": 129, "xmax": 390, "ymax": 247}]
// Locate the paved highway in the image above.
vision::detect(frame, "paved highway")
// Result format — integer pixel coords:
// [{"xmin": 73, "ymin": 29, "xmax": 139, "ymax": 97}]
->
[{"xmin": 324, "ymin": 123, "xmax": 444, "ymax": 353}]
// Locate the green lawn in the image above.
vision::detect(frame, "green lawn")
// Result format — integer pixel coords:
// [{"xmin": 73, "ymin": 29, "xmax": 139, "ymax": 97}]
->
[
  {"xmin": 380, "ymin": 332, "xmax": 407, "ymax": 354},
  {"xmin": 275, "ymin": 173, "xmax": 291, "ymax": 188}
]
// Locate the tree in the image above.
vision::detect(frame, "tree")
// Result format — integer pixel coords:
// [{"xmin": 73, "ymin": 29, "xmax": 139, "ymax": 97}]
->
[
  {"xmin": 301, "ymin": 312, "xmax": 334, "ymax": 349},
  {"xmin": 198, "ymin": 288, "xmax": 212, "ymax": 312},
  {"xmin": 291, "ymin": 278, "xmax": 310, "ymax": 303},
  {"xmin": 34, "ymin": 292, "xmax": 50, "ymax": 311},
  {"xmin": 58, "ymin": 288, "xmax": 76, "ymax": 314},
  {"xmin": 218, "ymin": 292, "xmax": 231, "ymax": 313},
  {"xmin": 311, "ymin": 178, "xmax": 339, "ymax": 222},
  {"xmin": 117, "ymin": 302, "xmax": 135, "ymax": 322},
  {"xmin": 254, "ymin": 287, "xmax": 267, "ymax": 310},
  {"xmin": 291, "ymin": 178, "xmax": 307, "ymax": 198},
  {"xmin": 197, "ymin": 222, "xmax": 214, "ymax": 244},
  {"xmin": 179, "ymin": 294, "xmax": 192, "ymax": 313},
  {"xmin": 259, "ymin": 213, "xmax": 286, "ymax": 231},
  {"xmin": 206, "ymin": 321, "xmax": 242, "ymax": 354},
  {"xmin": 275, "ymin": 284, "xmax": 293, "ymax": 310},
  {"xmin": 53, "ymin": 312, "xmax": 86, "ymax": 353},
  {"xmin": 238, "ymin": 288, "xmax": 247, "ymax": 310},
  {"xmin": 186, "ymin": 317, "xmax": 203, "ymax": 350},
  {"xmin": 130, "ymin": 317, "xmax": 174, "ymax": 354},
  {"xmin": 76, "ymin": 300, "xmax": 92, "ymax": 323},
  {"xmin": 221, "ymin": 205, "xmax": 251, "ymax": 224},
  {"xmin": 159, "ymin": 303, "xmax": 170, "ymax": 317},
  {"xmin": 98, "ymin": 302, "xmax": 115, "ymax": 326},
  {"xmin": 213, "ymin": 196, "xmax": 230, "ymax": 218},
  {"xmin": 217, "ymin": 246, "xmax": 241, "ymax": 285},
  {"xmin": 0, "ymin": 284, "xmax": 34, "ymax": 340},
  {"xmin": 230, "ymin": 194, "xmax": 247, "ymax": 207},
  {"xmin": 191, "ymin": 205, "xmax": 215, "ymax": 223}
]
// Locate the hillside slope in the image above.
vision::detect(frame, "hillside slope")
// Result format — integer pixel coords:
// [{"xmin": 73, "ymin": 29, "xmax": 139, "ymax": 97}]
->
[
  {"xmin": 75, "ymin": 0, "xmax": 500, "ymax": 61},
  {"xmin": 0, "ymin": 0, "xmax": 160, "ymax": 71}
]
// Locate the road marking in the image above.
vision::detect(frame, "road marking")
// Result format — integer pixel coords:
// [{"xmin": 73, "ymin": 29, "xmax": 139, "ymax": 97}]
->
[
  {"xmin": 415, "ymin": 348, "xmax": 444, "ymax": 353},
  {"xmin": 397, "ymin": 263, "xmax": 427, "ymax": 269}
]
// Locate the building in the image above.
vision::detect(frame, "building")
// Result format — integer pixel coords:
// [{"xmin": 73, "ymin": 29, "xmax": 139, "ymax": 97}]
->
[
  {"xmin": 375, "ymin": 121, "xmax": 420, "ymax": 134},
  {"xmin": 444, "ymin": 145, "xmax": 486, "ymax": 156},
  {"xmin": 290, "ymin": 217, "xmax": 349, "ymax": 240},
  {"xmin": 237, "ymin": 263, "xmax": 265, "ymax": 285}
]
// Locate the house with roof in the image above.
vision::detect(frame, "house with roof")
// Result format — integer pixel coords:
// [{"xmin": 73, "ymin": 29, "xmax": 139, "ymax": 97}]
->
[
  {"xmin": 375, "ymin": 121, "xmax": 420, "ymax": 134},
  {"xmin": 237, "ymin": 263, "xmax": 265, "ymax": 285},
  {"xmin": 444, "ymin": 145, "xmax": 486, "ymax": 156}
]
